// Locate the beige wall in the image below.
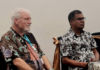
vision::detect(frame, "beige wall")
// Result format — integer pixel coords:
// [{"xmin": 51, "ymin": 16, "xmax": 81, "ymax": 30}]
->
[{"xmin": 0, "ymin": 0, "xmax": 100, "ymax": 66}]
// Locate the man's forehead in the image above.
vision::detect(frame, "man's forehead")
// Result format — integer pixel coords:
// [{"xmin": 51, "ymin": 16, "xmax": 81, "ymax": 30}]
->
[
  {"xmin": 20, "ymin": 11, "xmax": 30, "ymax": 15},
  {"xmin": 75, "ymin": 14, "xmax": 84, "ymax": 18},
  {"xmin": 20, "ymin": 12, "xmax": 31, "ymax": 17}
]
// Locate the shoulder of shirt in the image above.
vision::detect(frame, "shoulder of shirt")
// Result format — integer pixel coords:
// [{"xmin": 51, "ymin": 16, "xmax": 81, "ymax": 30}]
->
[
  {"xmin": 57, "ymin": 32, "xmax": 69, "ymax": 41},
  {"xmin": 26, "ymin": 32, "xmax": 34, "ymax": 36},
  {"xmin": 1, "ymin": 30, "xmax": 13, "ymax": 40},
  {"xmin": 83, "ymin": 30, "xmax": 91, "ymax": 36},
  {"xmin": 60, "ymin": 30, "xmax": 92, "ymax": 39}
]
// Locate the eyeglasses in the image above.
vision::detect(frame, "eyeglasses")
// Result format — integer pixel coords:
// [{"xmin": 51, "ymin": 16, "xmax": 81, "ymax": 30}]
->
[{"xmin": 73, "ymin": 17, "xmax": 86, "ymax": 21}]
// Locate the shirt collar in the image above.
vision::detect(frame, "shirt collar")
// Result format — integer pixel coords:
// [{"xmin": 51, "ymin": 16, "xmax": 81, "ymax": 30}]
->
[
  {"xmin": 68, "ymin": 28, "xmax": 85, "ymax": 37},
  {"xmin": 10, "ymin": 27, "xmax": 24, "ymax": 38}
]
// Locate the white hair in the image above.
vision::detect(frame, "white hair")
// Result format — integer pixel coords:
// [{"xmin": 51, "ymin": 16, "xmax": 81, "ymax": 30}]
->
[{"xmin": 11, "ymin": 8, "xmax": 30, "ymax": 25}]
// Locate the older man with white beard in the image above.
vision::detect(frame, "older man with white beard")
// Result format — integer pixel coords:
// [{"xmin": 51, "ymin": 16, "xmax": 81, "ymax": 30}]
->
[{"xmin": 0, "ymin": 8, "xmax": 53, "ymax": 70}]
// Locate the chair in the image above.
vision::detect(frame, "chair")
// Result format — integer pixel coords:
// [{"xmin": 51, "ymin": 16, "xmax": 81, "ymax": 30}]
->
[
  {"xmin": 53, "ymin": 37, "xmax": 68, "ymax": 70},
  {"xmin": 92, "ymin": 32, "xmax": 100, "ymax": 54},
  {"xmin": 0, "ymin": 41, "xmax": 7, "ymax": 70},
  {"xmin": 0, "ymin": 51, "xmax": 7, "ymax": 70},
  {"xmin": 53, "ymin": 37, "xmax": 60, "ymax": 70}
]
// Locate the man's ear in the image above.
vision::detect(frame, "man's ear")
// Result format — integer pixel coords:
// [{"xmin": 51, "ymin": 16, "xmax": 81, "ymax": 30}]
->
[
  {"xmin": 70, "ymin": 20, "xmax": 73, "ymax": 26},
  {"xmin": 14, "ymin": 18, "xmax": 19, "ymax": 25}
]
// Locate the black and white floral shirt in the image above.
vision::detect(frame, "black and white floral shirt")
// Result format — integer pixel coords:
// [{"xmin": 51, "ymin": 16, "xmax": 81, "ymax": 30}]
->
[{"xmin": 59, "ymin": 28, "xmax": 97, "ymax": 70}]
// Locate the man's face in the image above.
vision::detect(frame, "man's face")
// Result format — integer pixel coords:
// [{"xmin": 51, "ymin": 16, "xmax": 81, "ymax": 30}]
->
[
  {"xmin": 70, "ymin": 14, "xmax": 85, "ymax": 30},
  {"xmin": 17, "ymin": 12, "xmax": 31, "ymax": 32}
]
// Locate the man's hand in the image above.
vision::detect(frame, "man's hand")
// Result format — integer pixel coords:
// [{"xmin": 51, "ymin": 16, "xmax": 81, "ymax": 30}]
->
[
  {"xmin": 91, "ymin": 58, "xmax": 99, "ymax": 62},
  {"xmin": 82, "ymin": 62, "xmax": 88, "ymax": 68},
  {"xmin": 91, "ymin": 49, "xmax": 99, "ymax": 62},
  {"xmin": 42, "ymin": 55, "xmax": 52, "ymax": 70},
  {"xmin": 62, "ymin": 57, "xmax": 88, "ymax": 68}
]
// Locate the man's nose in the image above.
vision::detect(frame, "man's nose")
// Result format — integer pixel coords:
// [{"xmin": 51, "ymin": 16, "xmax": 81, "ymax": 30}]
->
[
  {"xmin": 81, "ymin": 19, "xmax": 85, "ymax": 23},
  {"xmin": 28, "ymin": 19, "xmax": 31, "ymax": 24}
]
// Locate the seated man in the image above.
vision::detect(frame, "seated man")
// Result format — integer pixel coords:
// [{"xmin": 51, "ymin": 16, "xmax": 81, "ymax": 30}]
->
[
  {"xmin": 0, "ymin": 8, "xmax": 53, "ymax": 70},
  {"xmin": 58, "ymin": 10, "xmax": 99, "ymax": 70}
]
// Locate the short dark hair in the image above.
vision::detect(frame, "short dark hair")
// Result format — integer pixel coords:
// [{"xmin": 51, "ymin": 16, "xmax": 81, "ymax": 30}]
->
[{"xmin": 68, "ymin": 10, "xmax": 82, "ymax": 22}]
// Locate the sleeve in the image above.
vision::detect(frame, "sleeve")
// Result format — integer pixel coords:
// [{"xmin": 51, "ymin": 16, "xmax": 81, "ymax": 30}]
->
[
  {"xmin": 1, "ymin": 36, "xmax": 20, "ymax": 63},
  {"xmin": 58, "ymin": 36, "xmax": 73, "ymax": 57},
  {"xmin": 27, "ymin": 33, "xmax": 45, "ymax": 57},
  {"xmin": 90, "ymin": 34, "xmax": 98, "ymax": 49}
]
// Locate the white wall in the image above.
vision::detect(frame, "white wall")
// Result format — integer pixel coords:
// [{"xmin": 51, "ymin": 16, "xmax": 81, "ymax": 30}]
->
[{"xmin": 0, "ymin": 0, "xmax": 100, "ymax": 66}]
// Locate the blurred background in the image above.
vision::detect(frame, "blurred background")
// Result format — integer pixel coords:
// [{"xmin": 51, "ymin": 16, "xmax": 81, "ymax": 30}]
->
[{"xmin": 0, "ymin": 0, "xmax": 100, "ymax": 66}]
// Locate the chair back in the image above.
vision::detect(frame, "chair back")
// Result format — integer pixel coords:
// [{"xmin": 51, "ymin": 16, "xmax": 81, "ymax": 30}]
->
[
  {"xmin": 0, "ymin": 41, "xmax": 7, "ymax": 70},
  {"xmin": 53, "ymin": 37, "xmax": 68, "ymax": 70},
  {"xmin": 92, "ymin": 32, "xmax": 100, "ymax": 54}
]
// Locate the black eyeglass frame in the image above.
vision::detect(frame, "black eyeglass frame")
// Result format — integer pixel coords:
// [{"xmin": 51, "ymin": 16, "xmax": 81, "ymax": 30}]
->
[{"xmin": 72, "ymin": 17, "xmax": 86, "ymax": 21}]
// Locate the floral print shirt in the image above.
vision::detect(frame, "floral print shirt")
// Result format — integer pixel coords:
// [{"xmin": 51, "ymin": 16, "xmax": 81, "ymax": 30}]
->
[
  {"xmin": 59, "ymin": 28, "xmax": 97, "ymax": 70},
  {"xmin": 0, "ymin": 28, "xmax": 45, "ymax": 70}
]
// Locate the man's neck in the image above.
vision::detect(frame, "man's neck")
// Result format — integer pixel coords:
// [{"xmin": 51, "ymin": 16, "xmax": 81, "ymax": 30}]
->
[
  {"xmin": 11, "ymin": 25, "xmax": 25, "ymax": 36},
  {"xmin": 71, "ymin": 27, "xmax": 82, "ymax": 36}
]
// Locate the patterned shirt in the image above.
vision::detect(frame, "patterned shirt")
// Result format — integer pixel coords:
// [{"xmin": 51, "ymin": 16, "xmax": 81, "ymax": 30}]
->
[
  {"xmin": 59, "ymin": 28, "xmax": 97, "ymax": 70},
  {"xmin": 0, "ymin": 28, "xmax": 45, "ymax": 70}
]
